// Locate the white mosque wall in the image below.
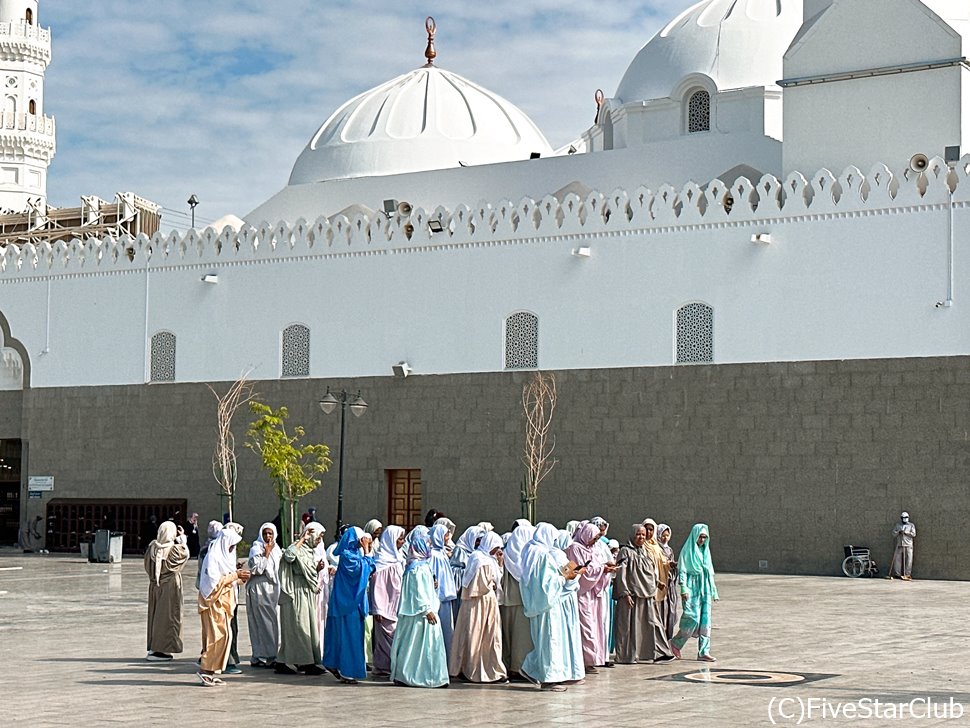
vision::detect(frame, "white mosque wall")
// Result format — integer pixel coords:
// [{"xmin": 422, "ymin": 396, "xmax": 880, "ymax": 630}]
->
[
  {"xmin": 1, "ymin": 158, "xmax": 969, "ymax": 388},
  {"xmin": 782, "ymin": 0, "xmax": 967, "ymax": 175}
]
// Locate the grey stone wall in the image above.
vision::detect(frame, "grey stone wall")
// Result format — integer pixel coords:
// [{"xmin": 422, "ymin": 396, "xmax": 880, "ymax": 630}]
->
[
  {"xmin": 0, "ymin": 390, "xmax": 22, "ymax": 437},
  {"xmin": 9, "ymin": 356, "xmax": 970, "ymax": 579}
]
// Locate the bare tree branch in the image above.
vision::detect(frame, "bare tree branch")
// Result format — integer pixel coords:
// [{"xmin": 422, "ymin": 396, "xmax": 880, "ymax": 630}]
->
[
  {"xmin": 207, "ymin": 371, "xmax": 258, "ymax": 522},
  {"xmin": 522, "ymin": 371, "xmax": 558, "ymax": 515}
]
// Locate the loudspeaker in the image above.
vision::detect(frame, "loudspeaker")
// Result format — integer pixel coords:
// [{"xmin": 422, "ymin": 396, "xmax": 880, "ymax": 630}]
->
[
  {"xmin": 397, "ymin": 201, "xmax": 412, "ymax": 216},
  {"xmin": 909, "ymin": 154, "xmax": 929, "ymax": 173}
]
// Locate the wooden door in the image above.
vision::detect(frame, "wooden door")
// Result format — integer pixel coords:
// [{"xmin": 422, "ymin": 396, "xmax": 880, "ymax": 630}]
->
[{"xmin": 386, "ymin": 469, "xmax": 422, "ymax": 531}]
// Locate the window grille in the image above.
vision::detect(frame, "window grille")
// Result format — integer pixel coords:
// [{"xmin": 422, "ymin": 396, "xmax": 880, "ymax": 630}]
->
[
  {"xmin": 505, "ymin": 312, "xmax": 538, "ymax": 369},
  {"xmin": 281, "ymin": 324, "xmax": 310, "ymax": 378},
  {"xmin": 150, "ymin": 331, "xmax": 176, "ymax": 382},
  {"xmin": 688, "ymin": 90, "xmax": 711, "ymax": 133},
  {"xmin": 676, "ymin": 303, "xmax": 713, "ymax": 363}
]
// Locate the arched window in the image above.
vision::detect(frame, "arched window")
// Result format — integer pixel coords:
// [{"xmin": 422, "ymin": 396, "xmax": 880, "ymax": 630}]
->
[
  {"xmin": 27, "ymin": 99, "xmax": 35, "ymax": 115},
  {"xmin": 601, "ymin": 110, "xmax": 614, "ymax": 151},
  {"xmin": 25, "ymin": 8, "xmax": 32, "ymax": 25},
  {"xmin": 281, "ymin": 323, "xmax": 310, "ymax": 377},
  {"xmin": 505, "ymin": 312, "xmax": 538, "ymax": 369},
  {"xmin": 4, "ymin": 96, "xmax": 15, "ymax": 116},
  {"xmin": 676, "ymin": 303, "xmax": 713, "ymax": 363},
  {"xmin": 687, "ymin": 89, "xmax": 711, "ymax": 133},
  {"xmin": 150, "ymin": 331, "xmax": 176, "ymax": 382}
]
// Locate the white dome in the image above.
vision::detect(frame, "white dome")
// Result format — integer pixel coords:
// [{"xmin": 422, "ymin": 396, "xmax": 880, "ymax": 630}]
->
[
  {"xmin": 615, "ymin": 0, "xmax": 804, "ymax": 103},
  {"xmin": 288, "ymin": 66, "xmax": 552, "ymax": 185}
]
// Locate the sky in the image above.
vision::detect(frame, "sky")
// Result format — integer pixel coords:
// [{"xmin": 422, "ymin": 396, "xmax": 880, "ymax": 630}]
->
[{"xmin": 42, "ymin": 1, "xmax": 691, "ymax": 231}]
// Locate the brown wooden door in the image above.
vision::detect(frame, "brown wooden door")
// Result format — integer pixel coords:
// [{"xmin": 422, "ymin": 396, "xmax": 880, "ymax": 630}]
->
[{"xmin": 386, "ymin": 469, "xmax": 422, "ymax": 531}]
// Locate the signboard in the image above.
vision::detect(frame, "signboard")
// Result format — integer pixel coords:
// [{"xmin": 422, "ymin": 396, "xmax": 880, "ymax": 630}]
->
[
  {"xmin": 28, "ymin": 476, "xmax": 53, "ymax": 491},
  {"xmin": 28, "ymin": 490, "xmax": 43, "ymax": 499}
]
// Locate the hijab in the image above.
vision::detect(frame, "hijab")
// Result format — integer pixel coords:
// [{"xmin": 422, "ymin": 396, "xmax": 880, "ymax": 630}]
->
[
  {"xmin": 147, "ymin": 521, "xmax": 178, "ymax": 585},
  {"xmin": 617, "ymin": 523, "xmax": 657, "ymax": 598},
  {"xmin": 329, "ymin": 526, "xmax": 374, "ymax": 617},
  {"xmin": 678, "ymin": 523, "xmax": 717, "ymax": 597},
  {"xmin": 205, "ymin": 519, "xmax": 222, "ymax": 544},
  {"xmin": 405, "ymin": 530, "xmax": 432, "ymax": 574},
  {"xmin": 429, "ymin": 524, "xmax": 450, "ymax": 552},
  {"xmin": 564, "ymin": 520, "xmax": 580, "ymax": 536},
  {"xmin": 463, "ymin": 531, "xmax": 503, "ymax": 588},
  {"xmin": 656, "ymin": 523, "xmax": 675, "ymax": 560},
  {"xmin": 199, "ymin": 524, "xmax": 242, "ymax": 598},
  {"xmin": 248, "ymin": 521, "xmax": 282, "ymax": 566},
  {"xmin": 375, "ymin": 525, "xmax": 405, "ymax": 571},
  {"xmin": 432, "ymin": 517, "xmax": 456, "ymax": 537},
  {"xmin": 477, "ymin": 521, "xmax": 494, "ymax": 532},
  {"xmin": 520, "ymin": 522, "xmax": 559, "ymax": 586},
  {"xmin": 502, "ymin": 519, "xmax": 535, "ymax": 581},
  {"xmin": 452, "ymin": 526, "xmax": 484, "ymax": 567}
]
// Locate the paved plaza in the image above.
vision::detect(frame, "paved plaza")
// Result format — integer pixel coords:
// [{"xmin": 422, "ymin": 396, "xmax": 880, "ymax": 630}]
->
[{"xmin": 1, "ymin": 552, "xmax": 967, "ymax": 727}]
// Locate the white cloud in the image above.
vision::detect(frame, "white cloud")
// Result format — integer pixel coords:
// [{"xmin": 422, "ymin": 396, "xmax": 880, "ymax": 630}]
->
[{"xmin": 42, "ymin": 1, "xmax": 690, "ymax": 228}]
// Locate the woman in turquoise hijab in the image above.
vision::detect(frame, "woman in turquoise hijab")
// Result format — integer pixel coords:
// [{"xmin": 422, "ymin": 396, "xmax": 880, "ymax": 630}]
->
[
  {"xmin": 389, "ymin": 530, "xmax": 450, "ymax": 688},
  {"xmin": 671, "ymin": 523, "xmax": 719, "ymax": 662}
]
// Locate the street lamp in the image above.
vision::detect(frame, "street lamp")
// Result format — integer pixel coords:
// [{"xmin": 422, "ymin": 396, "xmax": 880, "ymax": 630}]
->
[
  {"xmin": 187, "ymin": 194, "xmax": 199, "ymax": 229},
  {"xmin": 319, "ymin": 388, "xmax": 368, "ymax": 532}
]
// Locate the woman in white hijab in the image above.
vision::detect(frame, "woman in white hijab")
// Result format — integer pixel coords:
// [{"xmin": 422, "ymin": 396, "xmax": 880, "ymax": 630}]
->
[
  {"xmin": 197, "ymin": 524, "xmax": 250, "ymax": 686},
  {"xmin": 144, "ymin": 521, "xmax": 189, "ymax": 661},
  {"xmin": 450, "ymin": 525, "xmax": 484, "ymax": 620},
  {"xmin": 247, "ymin": 522, "xmax": 282, "ymax": 668}
]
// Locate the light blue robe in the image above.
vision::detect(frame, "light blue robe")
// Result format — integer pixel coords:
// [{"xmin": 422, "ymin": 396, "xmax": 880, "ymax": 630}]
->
[
  {"xmin": 390, "ymin": 561, "xmax": 449, "ymax": 688},
  {"xmin": 520, "ymin": 552, "xmax": 585, "ymax": 684}
]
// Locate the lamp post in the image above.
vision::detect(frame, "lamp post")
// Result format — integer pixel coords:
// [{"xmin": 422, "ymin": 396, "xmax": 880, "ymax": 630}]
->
[
  {"xmin": 319, "ymin": 388, "xmax": 368, "ymax": 532},
  {"xmin": 187, "ymin": 194, "xmax": 199, "ymax": 229}
]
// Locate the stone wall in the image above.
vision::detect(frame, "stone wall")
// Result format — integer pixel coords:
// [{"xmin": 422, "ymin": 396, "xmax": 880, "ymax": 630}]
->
[{"xmin": 10, "ymin": 356, "xmax": 970, "ymax": 579}]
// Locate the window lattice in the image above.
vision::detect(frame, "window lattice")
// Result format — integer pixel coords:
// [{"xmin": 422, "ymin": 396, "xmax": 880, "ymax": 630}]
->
[
  {"xmin": 282, "ymin": 324, "xmax": 310, "ymax": 377},
  {"xmin": 688, "ymin": 90, "xmax": 710, "ymax": 133},
  {"xmin": 150, "ymin": 331, "xmax": 176, "ymax": 382},
  {"xmin": 676, "ymin": 303, "xmax": 713, "ymax": 364},
  {"xmin": 505, "ymin": 312, "xmax": 538, "ymax": 369}
]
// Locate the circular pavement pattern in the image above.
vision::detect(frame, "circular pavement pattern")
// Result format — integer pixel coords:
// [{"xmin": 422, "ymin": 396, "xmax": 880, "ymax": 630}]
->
[{"xmin": 684, "ymin": 670, "xmax": 808, "ymax": 686}]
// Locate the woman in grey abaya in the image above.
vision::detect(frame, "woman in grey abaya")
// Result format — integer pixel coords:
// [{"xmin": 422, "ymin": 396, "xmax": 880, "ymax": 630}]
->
[{"xmin": 247, "ymin": 522, "xmax": 282, "ymax": 667}]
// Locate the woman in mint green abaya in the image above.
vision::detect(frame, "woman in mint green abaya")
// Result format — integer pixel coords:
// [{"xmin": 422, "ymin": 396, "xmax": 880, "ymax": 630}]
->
[
  {"xmin": 671, "ymin": 523, "xmax": 719, "ymax": 662},
  {"xmin": 519, "ymin": 522, "xmax": 585, "ymax": 691},
  {"xmin": 390, "ymin": 530, "xmax": 449, "ymax": 688}
]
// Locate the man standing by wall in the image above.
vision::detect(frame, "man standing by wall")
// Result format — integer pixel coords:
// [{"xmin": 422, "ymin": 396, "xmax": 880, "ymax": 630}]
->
[{"xmin": 888, "ymin": 512, "xmax": 916, "ymax": 581}]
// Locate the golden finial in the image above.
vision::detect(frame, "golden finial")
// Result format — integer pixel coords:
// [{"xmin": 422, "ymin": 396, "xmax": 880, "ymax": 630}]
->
[{"xmin": 424, "ymin": 16, "xmax": 437, "ymax": 67}]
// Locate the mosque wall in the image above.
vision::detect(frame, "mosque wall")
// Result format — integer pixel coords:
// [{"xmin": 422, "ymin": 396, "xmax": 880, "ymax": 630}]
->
[
  {"xmin": 8, "ymin": 355, "xmax": 970, "ymax": 579},
  {"xmin": 1, "ymin": 159, "xmax": 970, "ymax": 389},
  {"xmin": 0, "ymin": 389, "xmax": 20, "ymax": 435}
]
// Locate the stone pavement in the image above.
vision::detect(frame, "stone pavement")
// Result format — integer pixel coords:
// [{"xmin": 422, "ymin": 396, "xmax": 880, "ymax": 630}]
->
[{"xmin": 1, "ymin": 552, "xmax": 968, "ymax": 727}]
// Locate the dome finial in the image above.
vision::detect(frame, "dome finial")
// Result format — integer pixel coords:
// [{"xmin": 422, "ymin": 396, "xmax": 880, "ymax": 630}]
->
[
  {"xmin": 423, "ymin": 17, "xmax": 437, "ymax": 67},
  {"xmin": 594, "ymin": 88, "xmax": 605, "ymax": 123}
]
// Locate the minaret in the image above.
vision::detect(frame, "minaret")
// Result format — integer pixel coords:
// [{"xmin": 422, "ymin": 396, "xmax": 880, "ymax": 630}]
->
[{"xmin": 0, "ymin": 0, "xmax": 54, "ymax": 213}]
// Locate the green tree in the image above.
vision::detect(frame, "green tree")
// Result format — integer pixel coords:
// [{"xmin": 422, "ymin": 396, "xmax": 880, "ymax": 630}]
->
[{"xmin": 245, "ymin": 402, "xmax": 331, "ymax": 545}]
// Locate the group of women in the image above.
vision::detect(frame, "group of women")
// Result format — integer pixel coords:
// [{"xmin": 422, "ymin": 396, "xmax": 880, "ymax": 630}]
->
[{"xmin": 142, "ymin": 512, "xmax": 719, "ymax": 690}]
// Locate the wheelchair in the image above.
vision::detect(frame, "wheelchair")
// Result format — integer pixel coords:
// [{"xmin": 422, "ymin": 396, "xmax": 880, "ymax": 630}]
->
[{"xmin": 842, "ymin": 545, "xmax": 879, "ymax": 578}]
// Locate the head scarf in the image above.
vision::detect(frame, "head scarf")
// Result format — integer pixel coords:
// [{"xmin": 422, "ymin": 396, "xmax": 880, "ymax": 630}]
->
[
  {"xmin": 199, "ymin": 524, "xmax": 242, "ymax": 598},
  {"xmin": 678, "ymin": 523, "xmax": 716, "ymax": 596},
  {"xmin": 656, "ymin": 523, "xmax": 674, "ymax": 558},
  {"xmin": 147, "ymin": 521, "xmax": 178, "ymax": 585},
  {"xmin": 429, "ymin": 524, "xmax": 450, "ymax": 551},
  {"xmin": 608, "ymin": 538, "xmax": 620, "ymax": 551},
  {"xmin": 463, "ymin": 531, "xmax": 503, "ymax": 588},
  {"xmin": 364, "ymin": 519, "xmax": 383, "ymax": 537},
  {"xmin": 477, "ymin": 521, "xmax": 494, "ymax": 532},
  {"xmin": 329, "ymin": 526, "xmax": 374, "ymax": 617},
  {"xmin": 433, "ymin": 517, "xmax": 456, "ymax": 536},
  {"xmin": 454, "ymin": 526, "xmax": 484, "ymax": 557},
  {"xmin": 405, "ymin": 530, "xmax": 432, "ymax": 573},
  {"xmin": 248, "ymin": 521, "xmax": 282, "ymax": 563},
  {"xmin": 564, "ymin": 520, "xmax": 580, "ymax": 535},
  {"xmin": 520, "ymin": 522, "xmax": 559, "ymax": 586},
  {"xmin": 642, "ymin": 518, "xmax": 665, "ymax": 556},
  {"xmin": 375, "ymin": 525, "xmax": 405, "ymax": 570},
  {"xmin": 206, "ymin": 519, "xmax": 222, "ymax": 542},
  {"xmin": 591, "ymin": 516, "xmax": 609, "ymax": 534},
  {"xmin": 503, "ymin": 519, "xmax": 535, "ymax": 581},
  {"xmin": 555, "ymin": 529, "xmax": 572, "ymax": 551}
]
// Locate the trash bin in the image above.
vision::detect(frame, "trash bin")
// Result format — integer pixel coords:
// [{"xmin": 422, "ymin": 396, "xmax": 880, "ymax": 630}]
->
[
  {"xmin": 79, "ymin": 535, "xmax": 94, "ymax": 560},
  {"xmin": 92, "ymin": 529, "xmax": 125, "ymax": 563}
]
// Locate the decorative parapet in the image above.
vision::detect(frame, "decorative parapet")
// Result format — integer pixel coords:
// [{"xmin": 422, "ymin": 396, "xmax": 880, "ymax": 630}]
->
[
  {"xmin": 0, "ymin": 112, "xmax": 54, "ymax": 137},
  {"xmin": 0, "ymin": 21, "xmax": 50, "ymax": 64},
  {"xmin": 2, "ymin": 156, "xmax": 969, "ymax": 278}
]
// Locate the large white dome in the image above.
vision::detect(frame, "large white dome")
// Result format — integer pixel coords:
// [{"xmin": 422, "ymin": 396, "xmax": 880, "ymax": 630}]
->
[
  {"xmin": 288, "ymin": 66, "xmax": 552, "ymax": 185},
  {"xmin": 615, "ymin": 0, "xmax": 804, "ymax": 103}
]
